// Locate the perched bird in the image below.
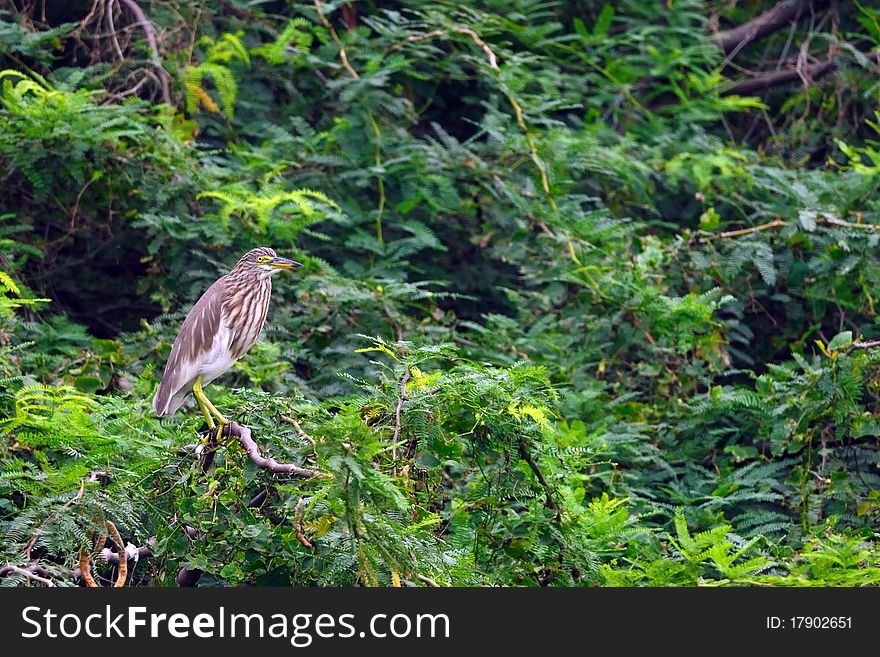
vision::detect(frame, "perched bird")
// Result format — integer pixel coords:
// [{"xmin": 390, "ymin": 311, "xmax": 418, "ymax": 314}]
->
[{"xmin": 152, "ymin": 247, "xmax": 302, "ymax": 432}]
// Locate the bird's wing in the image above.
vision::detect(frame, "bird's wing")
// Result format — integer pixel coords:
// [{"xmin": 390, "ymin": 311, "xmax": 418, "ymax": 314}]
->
[{"xmin": 152, "ymin": 275, "xmax": 228, "ymax": 416}]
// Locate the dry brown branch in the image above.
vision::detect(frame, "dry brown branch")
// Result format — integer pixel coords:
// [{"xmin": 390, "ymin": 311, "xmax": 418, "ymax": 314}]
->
[
  {"xmin": 699, "ymin": 213, "xmax": 880, "ymax": 244},
  {"xmin": 822, "ymin": 215, "xmax": 880, "ymax": 231},
  {"xmin": 452, "ymin": 27, "xmax": 498, "ymax": 69},
  {"xmin": 79, "ymin": 548, "xmax": 98, "ymax": 587},
  {"xmin": 388, "ymin": 29, "xmax": 446, "ymax": 51},
  {"xmin": 314, "ymin": 0, "xmax": 360, "ymax": 79},
  {"xmin": 415, "ymin": 573, "xmax": 441, "ymax": 587},
  {"xmin": 850, "ymin": 340, "xmax": 880, "ymax": 350},
  {"xmin": 699, "ymin": 219, "xmax": 788, "ymax": 242},
  {"xmin": 0, "ymin": 564, "xmax": 56, "ymax": 587},
  {"xmin": 713, "ymin": 0, "xmax": 829, "ymax": 56},
  {"xmin": 104, "ymin": 520, "xmax": 128, "ymax": 587},
  {"xmin": 724, "ymin": 49, "xmax": 879, "ymax": 96},
  {"xmin": 294, "ymin": 497, "xmax": 314, "ymax": 548},
  {"xmin": 518, "ymin": 441, "xmax": 560, "ymax": 518},
  {"xmin": 279, "ymin": 414, "xmax": 318, "ymax": 453},
  {"xmin": 117, "ymin": 0, "xmax": 172, "ymax": 104},
  {"xmin": 215, "ymin": 422, "xmax": 325, "ymax": 478},
  {"xmin": 391, "ymin": 368, "xmax": 411, "ymax": 475}
]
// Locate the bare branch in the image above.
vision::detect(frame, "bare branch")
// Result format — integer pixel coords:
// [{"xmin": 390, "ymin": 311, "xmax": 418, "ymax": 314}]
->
[
  {"xmin": 518, "ymin": 441, "xmax": 560, "ymax": 518},
  {"xmin": 219, "ymin": 422, "xmax": 326, "ymax": 478},
  {"xmin": 313, "ymin": 0, "xmax": 360, "ymax": 79},
  {"xmin": 850, "ymin": 340, "xmax": 880, "ymax": 350},
  {"xmin": 104, "ymin": 520, "xmax": 128, "ymax": 587},
  {"xmin": 713, "ymin": 1, "xmax": 830, "ymax": 56},
  {"xmin": 699, "ymin": 219, "xmax": 788, "ymax": 243},
  {"xmin": 724, "ymin": 49, "xmax": 879, "ymax": 96},
  {"xmin": 279, "ymin": 414, "xmax": 318, "ymax": 455},
  {"xmin": 724, "ymin": 58, "xmax": 836, "ymax": 95},
  {"xmin": 699, "ymin": 213, "xmax": 880, "ymax": 244},
  {"xmin": 117, "ymin": 0, "xmax": 172, "ymax": 105},
  {"xmin": 0, "ymin": 564, "xmax": 56, "ymax": 587},
  {"xmin": 415, "ymin": 573, "xmax": 441, "ymax": 587},
  {"xmin": 294, "ymin": 497, "xmax": 314, "ymax": 548},
  {"xmin": 391, "ymin": 368, "xmax": 411, "ymax": 474}
]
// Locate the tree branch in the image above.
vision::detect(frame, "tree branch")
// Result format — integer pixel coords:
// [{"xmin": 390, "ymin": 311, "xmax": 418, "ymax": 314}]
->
[
  {"xmin": 415, "ymin": 573, "xmax": 441, "ymax": 587},
  {"xmin": 0, "ymin": 564, "xmax": 56, "ymax": 587},
  {"xmin": 699, "ymin": 219, "xmax": 788, "ymax": 242},
  {"xmin": 713, "ymin": 0, "xmax": 829, "ymax": 56},
  {"xmin": 294, "ymin": 497, "xmax": 313, "ymax": 548},
  {"xmin": 117, "ymin": 0, "xmax": 172, "ymax": 105},
  {"xmin": 698, "ymin": 213, "xmax": 880, "ymax": 244},
  {"xmin": 723, "ymin": 57, "xmax": 837, "ymax": 95},
  {"xmin": 100, "ymin": 536, "xmax": 155, "ymax": 564},
  {"xmin": 220, "ymin": 423, "xmax": 325, "ymax": 478},
  {"xmin": 391, "ymin": 368, "xmax": 411, "ymax": 474},
  {"xmin": 850, "ymin": 340, "xmax": 880, "ymax": 351},
  {"xmin": 104, "ymin": 520, "xmax": 128, "ymax": 587},
  {"xmin": 518, "ymin": 441, "xmax": 560, "ymax": 518}
]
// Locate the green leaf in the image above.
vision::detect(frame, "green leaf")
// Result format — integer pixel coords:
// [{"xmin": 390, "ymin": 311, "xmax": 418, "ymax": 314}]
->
[
  {"xmin": 593, "ymin": 5, "xmax": 614, "ymax": 36},
  {"xmin": 827, "ymin": 331, "xmax": 853, "ymax": 351}
]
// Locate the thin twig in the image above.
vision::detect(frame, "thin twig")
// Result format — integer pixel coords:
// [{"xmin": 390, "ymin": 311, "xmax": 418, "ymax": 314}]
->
[
  {"xmin": 822, "ymin": 215, "xmax": 880, "ymax": 230},
  {"xmin": 388, "ymin": 29, "xmax": 446, "ymax": 51},
  {"xmin": 313, "ymin": 0, "xmax": 360, "ymax": 79},
  {"xmin": 279, "ymin": 414, "xmax": 318, "ymax": 457},
  {"xmin": 699, "ymin": 219, "xmax": 788, "ymax": 242},
  {"xmin": 391, "ymin": 369, "xmax": 412, "ymax": 476},
  {"xmin": 850, "ymin": 340, "xmax": 880, "ymax": 350},
  {"xmin": 415, "ymin": 573, "xmax": 441, "ymax": 587},
  {"xmin": 518, "ymin": 441, "xmax": 560, "ymax": 518},
  {"xmin": 700, "ymin": 213, "xmax": 880, "ymax": 244}
]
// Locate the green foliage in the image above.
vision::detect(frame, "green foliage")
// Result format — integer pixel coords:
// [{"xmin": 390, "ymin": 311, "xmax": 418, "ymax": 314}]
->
[{"xmin": 1, "ymin": 0, "xmax": 879, "ymax": 587}]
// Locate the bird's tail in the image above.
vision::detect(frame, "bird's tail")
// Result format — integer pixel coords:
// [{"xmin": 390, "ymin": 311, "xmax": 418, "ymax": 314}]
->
[
  {"xmin": 152, "ymin": 381, "xmax": 172, "ymax": 417},
  {"xmin": 153, "ymin": 376, "xmax": 192, "ymax": 417}
]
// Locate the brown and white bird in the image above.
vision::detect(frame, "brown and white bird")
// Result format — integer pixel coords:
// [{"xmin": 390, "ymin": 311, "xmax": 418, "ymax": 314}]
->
[{"xmin": 152, "ymin": 247, "xmax": 302, "ymax": 431}]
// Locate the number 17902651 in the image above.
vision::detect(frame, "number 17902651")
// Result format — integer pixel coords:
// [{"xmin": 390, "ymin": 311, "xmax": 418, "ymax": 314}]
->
[{"xmin": 766, "ymin": 616, "xmax": 852, "ymax": 630}]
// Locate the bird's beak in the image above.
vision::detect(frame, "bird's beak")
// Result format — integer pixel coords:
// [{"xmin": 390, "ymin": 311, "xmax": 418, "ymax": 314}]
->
[{"xmin": 269, "ymin": 257, "xmax": 303, "ymax": 270}]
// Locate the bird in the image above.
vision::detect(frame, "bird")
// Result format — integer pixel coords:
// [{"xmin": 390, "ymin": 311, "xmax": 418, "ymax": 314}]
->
[{"xmin": 152, "ymin": 246, "xmax": 302, "ymax": 434}]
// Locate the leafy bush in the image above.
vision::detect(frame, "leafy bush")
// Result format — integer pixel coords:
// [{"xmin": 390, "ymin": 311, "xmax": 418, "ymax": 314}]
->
[{"xmin": 1, "ymin": 0, "xmax": 878, "ymax": 587}]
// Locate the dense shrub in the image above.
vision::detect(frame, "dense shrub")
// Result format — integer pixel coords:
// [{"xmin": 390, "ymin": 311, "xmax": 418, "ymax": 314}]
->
[{"xmin": 1, "ymin": 0, "xmax": 879, "ymax": 587}]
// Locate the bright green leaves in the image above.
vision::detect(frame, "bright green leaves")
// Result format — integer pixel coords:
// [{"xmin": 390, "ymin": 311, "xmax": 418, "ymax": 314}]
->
[
  {"xmin": 197, "ymin": 186, "xmax": 340, "ymax": 235},
  {"xmin": 184, "ymin": 32, "xmax": 250, "ymax": 119}
]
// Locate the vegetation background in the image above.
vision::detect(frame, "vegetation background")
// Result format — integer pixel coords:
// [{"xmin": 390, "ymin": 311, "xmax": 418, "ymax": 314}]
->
[{"xmin": 1, "ymin": 0, "xmax": 879, "ymax": 587}]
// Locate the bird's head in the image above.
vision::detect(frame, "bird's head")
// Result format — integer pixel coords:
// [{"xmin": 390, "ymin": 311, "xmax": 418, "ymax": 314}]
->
[{"xmin": 238, "ymin": 247, "xmax": 303, "ymax": 279}]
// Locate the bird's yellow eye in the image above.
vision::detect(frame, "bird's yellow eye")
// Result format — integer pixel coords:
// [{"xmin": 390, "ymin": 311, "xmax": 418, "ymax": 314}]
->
[{"xmin": 256, "ymin": 255, "xmax": 271, "ymax": 264}]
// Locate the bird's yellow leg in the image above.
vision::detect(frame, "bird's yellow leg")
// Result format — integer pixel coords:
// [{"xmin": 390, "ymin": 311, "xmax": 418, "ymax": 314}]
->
[
  {"xmin": 192, "ymin": 375, "xmax": 216, "ymax": 435},
  {"xmin": 192, "ymin": 375, "xmax": 229, "ymax": 437}
]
